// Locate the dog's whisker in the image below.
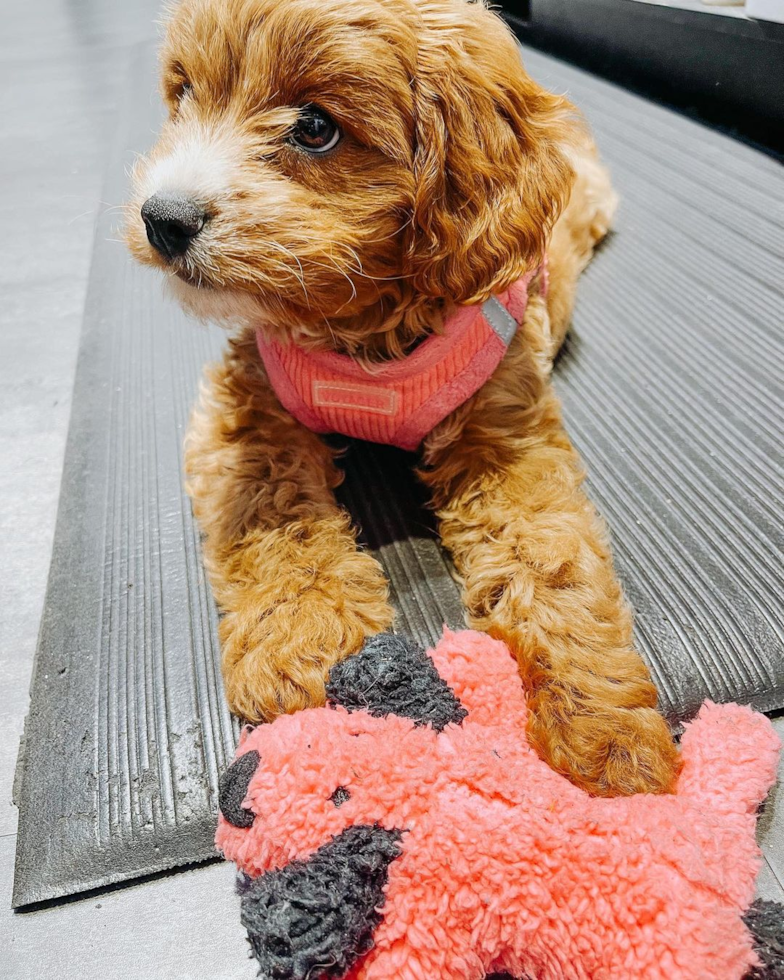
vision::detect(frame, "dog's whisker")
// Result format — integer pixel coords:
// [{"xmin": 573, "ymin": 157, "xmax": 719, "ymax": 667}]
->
[
  {"xmin": 260, "ymin": 239, "xmax": 311, "ymax": 308},
  {"xmin": 326, "ymin": 255, "xmax": 358, "ymax": 309},
  {"xmin": 68, "ymin": 208, "xmax": 98, "ymax": 226},
  {"xmin": 281, "ymin": 236, "xmax": 413, "ymax": 284}
]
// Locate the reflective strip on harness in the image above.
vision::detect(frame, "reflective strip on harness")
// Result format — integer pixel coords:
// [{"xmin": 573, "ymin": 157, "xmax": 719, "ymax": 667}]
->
[
  {"xmin": 482, "ymin": 295, "xmax": 519, "ymax": 345},
  {"xmin": 255, "ymin": 264, "xmax": 545, "ymax": 449}
]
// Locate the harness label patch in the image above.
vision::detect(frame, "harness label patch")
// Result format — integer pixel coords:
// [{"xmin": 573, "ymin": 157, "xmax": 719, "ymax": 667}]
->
[{"xmin": 312, "ymin": 381, "xmax": 398, "ymax": 416}]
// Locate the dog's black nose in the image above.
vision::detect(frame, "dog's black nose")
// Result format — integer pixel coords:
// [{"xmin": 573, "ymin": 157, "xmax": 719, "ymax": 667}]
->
[{"xmin": 140, "ymin": 193, "xmax": 206, "ymax": 259}]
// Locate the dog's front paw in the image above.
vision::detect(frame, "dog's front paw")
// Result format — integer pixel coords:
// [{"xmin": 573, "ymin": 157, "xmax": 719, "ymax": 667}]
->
[
  {"xmin": 528, "ymin": 697, "xmax": 681, "ymax": 797},
  {"xmin": 220, "ymin": 587, "xmax": 393, "ymax": 722}
]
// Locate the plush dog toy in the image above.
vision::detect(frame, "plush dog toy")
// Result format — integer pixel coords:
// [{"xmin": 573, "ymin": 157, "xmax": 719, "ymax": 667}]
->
[{"xmin": 216, "ymin": 630, "xmax": 783, "ymax": 979}]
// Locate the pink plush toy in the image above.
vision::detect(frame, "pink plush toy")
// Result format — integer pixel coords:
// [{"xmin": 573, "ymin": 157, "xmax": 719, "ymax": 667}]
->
[{"xmin": 216, "ymin": 630, "xmax": 781, "ymax": 980}]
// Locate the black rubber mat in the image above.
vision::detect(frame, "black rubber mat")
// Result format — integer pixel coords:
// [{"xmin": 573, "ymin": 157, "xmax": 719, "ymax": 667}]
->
[
  {"xmin": 13, "ymin": 45, "xmax": 783, "ymax": 905},
  {"xmin": 520, "ymin": 48, "xmax": 784, "ymax": 722},
  {"xmin": 10, "ymin": 49, "xmax": 462, "ymax": 909}
]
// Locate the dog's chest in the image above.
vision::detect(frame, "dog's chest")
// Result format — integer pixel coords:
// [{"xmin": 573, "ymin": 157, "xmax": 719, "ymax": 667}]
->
[{"xmin": 256, "ymin": 274, "xmax": 537, "ymax": 450}]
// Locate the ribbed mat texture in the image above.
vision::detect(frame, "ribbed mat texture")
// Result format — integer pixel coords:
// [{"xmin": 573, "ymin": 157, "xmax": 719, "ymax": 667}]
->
[
  {"xmin": 11, "ymin": 49, "xmax": 462, "ymax": 908},
  {"xmin": 522, "ymin": 48, "xmax": 784, "ymax": 721},
  {"xmin": 13, "ymin": 45, "xmax": 783, "ymax": 905}
]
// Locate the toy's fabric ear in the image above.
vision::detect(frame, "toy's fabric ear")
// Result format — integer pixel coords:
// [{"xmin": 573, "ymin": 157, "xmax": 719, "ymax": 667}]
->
[
  {"xmin": 326, "ymin": 633, "xmax": 467, "ymax": 731},
  {"xmin": 219, "ymin": 750, "xmax": 259, "ymax": 828},
  {"xmin": 239, "ymin": 824, "xmax": 403, "ymax": 980},
  {"xmin": 404, "ymin": 0, "xmax": 574, "ymax": 304},
  {"xmin": 677, "ymin": 702, "xmax": 780, "ymax": 833},
  {"xmin": 428, "ymin": 629, "xmax": 529, "ymax": 732}
]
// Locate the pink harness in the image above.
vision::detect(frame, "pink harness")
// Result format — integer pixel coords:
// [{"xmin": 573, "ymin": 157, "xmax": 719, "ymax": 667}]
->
[{"xmin": 256, "ymin": 269, "xmax": 542, "ymax": 451}]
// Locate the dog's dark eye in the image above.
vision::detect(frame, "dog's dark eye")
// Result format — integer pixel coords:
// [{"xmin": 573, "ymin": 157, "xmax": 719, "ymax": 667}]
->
[
  {"xmin": 174, "ymin": 79, "xmax": 193, "ymax": 108},
  {"xmin": 289, "ymin": 106, "xmax": 341, "ymax": 154},
  {"xmin": 166, "ymin": 60, "xmax": 192, "ymax": 109}
]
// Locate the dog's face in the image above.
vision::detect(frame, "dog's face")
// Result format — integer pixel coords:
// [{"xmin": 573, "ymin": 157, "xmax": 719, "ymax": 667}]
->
[{"xmin": 126, "ymin": 0, "xmax": 573, "ymax": 350}]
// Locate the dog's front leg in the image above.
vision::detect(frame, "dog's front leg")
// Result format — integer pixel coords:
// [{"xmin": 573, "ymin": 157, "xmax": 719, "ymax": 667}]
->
[
  {"xmin": 423, "ymin": 344, "xmax": 679, "ymax": 797},
  {"xmin": 185, "ymin": 331, "xmax": 393, "ymax": 722}
]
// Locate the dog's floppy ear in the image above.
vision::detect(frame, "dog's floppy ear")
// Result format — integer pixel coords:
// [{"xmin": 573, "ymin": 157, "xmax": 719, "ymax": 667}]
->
[
  {"xmin": 404, "ymin": 1, "xmax": 575, "ymax": 303},
  {"xmin": 326, "ymin": 633, "xmax": 467, "ymax": 731}
]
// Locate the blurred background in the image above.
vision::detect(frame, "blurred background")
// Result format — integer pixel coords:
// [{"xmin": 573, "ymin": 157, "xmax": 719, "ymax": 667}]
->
[{"xmin": 507, "ymin": 0, "xmax": 784, "ymax": 155}]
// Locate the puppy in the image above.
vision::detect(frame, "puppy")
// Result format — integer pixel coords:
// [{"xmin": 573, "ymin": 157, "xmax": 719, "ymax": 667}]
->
[{"xmin": 126, "ymin": 0, "xmax": 680, "ymax": 796}]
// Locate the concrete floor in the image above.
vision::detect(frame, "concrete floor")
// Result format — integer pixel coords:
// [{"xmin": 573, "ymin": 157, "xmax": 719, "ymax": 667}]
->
[
  {"xmin": 0, "ymin": 2, "xmax": 781, "ymax": 978},
  {"xmin": 0, "ymin": 2, "xmax": 254, "ymax": 976}
]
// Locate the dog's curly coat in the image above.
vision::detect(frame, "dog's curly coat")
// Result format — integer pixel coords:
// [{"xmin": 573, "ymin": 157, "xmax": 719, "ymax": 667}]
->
[{"xmin": 126, "ymin": 0, "xmax": 680, "ymax": 796}]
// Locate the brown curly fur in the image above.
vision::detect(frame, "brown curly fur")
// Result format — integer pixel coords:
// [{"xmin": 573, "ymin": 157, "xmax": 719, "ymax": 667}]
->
[{"xmin": 126, "ymin": 0, "xmax": 680, "ymax": 796}]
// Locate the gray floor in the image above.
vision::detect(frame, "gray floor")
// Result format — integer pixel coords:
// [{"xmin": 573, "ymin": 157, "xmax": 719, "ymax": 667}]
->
[
  {"xmin": 0, "ymin": 2, "xmax": 781, "ymax": 977},
  {"xmin": 0, "ymin": 1, "xmax": 253, "ymax": 976}
]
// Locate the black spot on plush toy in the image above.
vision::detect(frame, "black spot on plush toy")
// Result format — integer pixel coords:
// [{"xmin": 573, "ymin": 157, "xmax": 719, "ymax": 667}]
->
[
  {"xmin": 217, "ymin": 630, "xmax": 784, "ymax": 979},
  {"xmin": 238, "ymin": 824, "xmax": 403, "ymax": 980}
]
